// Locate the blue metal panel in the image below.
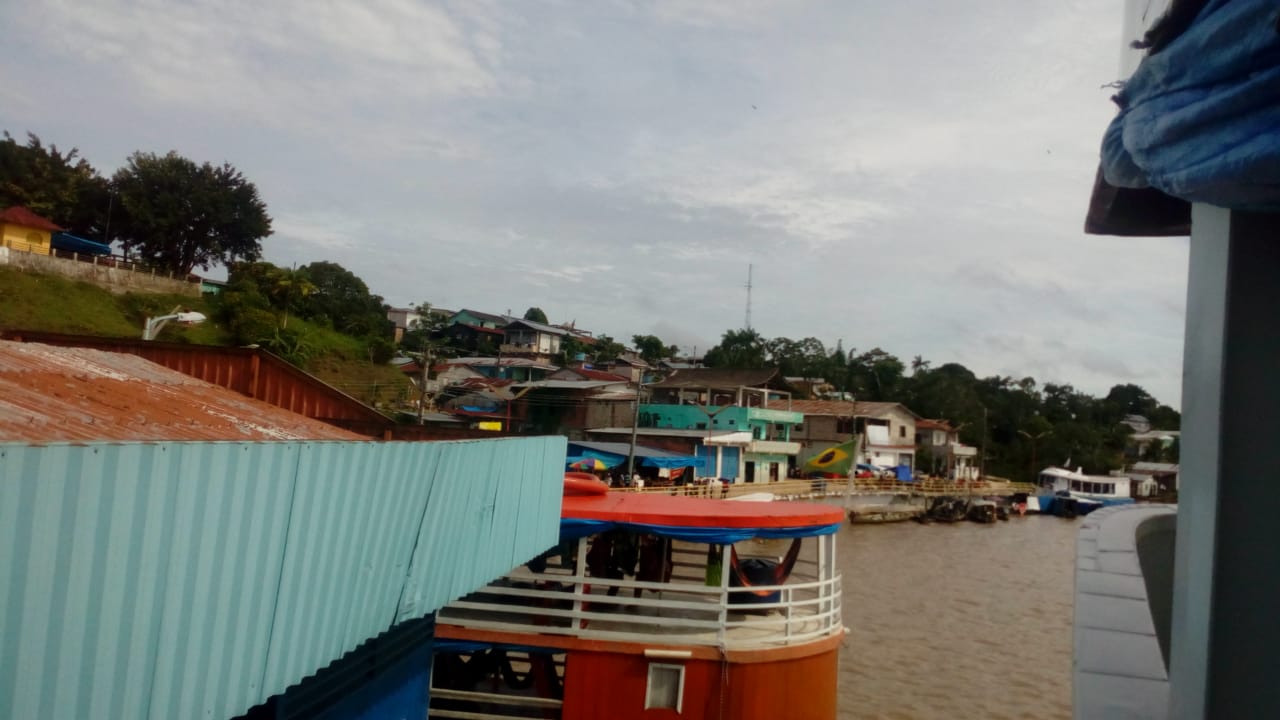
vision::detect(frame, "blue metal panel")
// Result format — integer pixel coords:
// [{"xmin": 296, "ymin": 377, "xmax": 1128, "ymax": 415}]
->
[
  {"xmin": 0, "ymin": 437, "xmax": 565, "ymax": 720},
  {"xmin": 722, "ymin": 446, "xmax": 740, "ymax": 479}
]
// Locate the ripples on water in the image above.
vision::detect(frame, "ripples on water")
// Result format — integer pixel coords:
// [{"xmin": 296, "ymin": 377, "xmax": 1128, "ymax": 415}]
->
[{"xmin": 836, "ymin": 516, "xmax": 1079, "ymax": 719}]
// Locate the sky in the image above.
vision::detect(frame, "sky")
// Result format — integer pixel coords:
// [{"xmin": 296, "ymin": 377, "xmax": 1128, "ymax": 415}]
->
[{"xmin": 0, "ymin": 0, "xmax": 1189, "ymax": 406}]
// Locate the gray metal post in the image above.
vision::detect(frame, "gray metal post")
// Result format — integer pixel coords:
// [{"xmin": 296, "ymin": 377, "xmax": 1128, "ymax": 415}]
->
[
  {"xmin": 1170, "ymin": 206, "xmax": 1280, "ymax": 718},
  {"xmin": 627, "ymin": 383, "xmax": 643, "ymax": 478}
]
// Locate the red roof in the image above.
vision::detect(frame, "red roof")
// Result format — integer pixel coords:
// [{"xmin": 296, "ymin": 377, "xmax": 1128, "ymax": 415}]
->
[
  {"xmin": 0, "ymin": 340, "xmax": 364, "ymax": 442},
  {"xmin": 0, "ymin": 206, "xmax": 65, "ymax": 232},
  {"xmin": 562, "ymin": 492, "xmax": 844, "ymax": 529},
  {"xmin": 916, "ymin": 418, "xmax": 954, "ymax": 431},
  {"xmin": 569, "ymin": 368, "xmax": 629, "ymax": 382}
]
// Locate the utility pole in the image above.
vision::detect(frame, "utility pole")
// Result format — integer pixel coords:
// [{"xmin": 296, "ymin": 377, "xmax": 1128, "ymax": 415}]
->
[
  {"xmin": 980, "ymin": 406, "xmax": 988, "ymax": 479},
  {"xmin": 417, "ymin": 340, "xmax": 431, "ymax": 424},
  {"xmin": 627, "ymin": 382, "xmax": 645, "ymax": 478}
]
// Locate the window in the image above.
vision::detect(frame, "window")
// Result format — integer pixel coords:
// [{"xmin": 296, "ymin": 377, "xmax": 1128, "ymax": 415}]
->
[
  {"xmin": 836, "ymin": 418, "xmax": 854, "ymax": 434},
  {"xmin": 646, "ymin": 663, "xmax": 685, "ymax": 711},
  {"xmin": 899, "ymin": 425, "xmax": 906, "ymax": 438}
]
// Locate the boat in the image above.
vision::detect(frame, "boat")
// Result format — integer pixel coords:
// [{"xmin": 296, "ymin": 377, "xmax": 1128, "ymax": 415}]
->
[
  {"xmin": 1034, "ymin": 466, "xmax": 1135, "ymax": 517},
  {"xmin": 967, "ymin": 499, "xmax": 998, "ymax": 523},
  {"xmin": 428, "ymin": 473, "xmax": 847, "ymax": 719},
  {"xmin": 848, "ymin": 505, "xmax": 922, "ymax": 524}
]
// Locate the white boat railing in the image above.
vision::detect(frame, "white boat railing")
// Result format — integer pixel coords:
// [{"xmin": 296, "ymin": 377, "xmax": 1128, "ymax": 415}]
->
[{"xmin": 437, "ymin": 555, "xmax": 843, "ymax": 650}]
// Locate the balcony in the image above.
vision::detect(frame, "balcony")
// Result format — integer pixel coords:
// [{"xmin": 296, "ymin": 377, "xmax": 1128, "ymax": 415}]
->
[
  {"xmin": 437, "ymin": 536, "xmax": 842, "ymax": 651},
  {"xmin": 748, "ymin": 439, "xmax": 802, "ymax": 455}
]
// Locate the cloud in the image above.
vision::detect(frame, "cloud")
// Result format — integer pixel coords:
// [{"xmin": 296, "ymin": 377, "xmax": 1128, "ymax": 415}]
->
[{"xmin": 0, "ymin": 0, "xmax": 1189, "ymax": 408}]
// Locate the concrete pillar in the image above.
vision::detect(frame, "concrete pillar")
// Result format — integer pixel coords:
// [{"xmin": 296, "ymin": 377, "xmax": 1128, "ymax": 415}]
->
[{"xmin": 1169, "ymin": 207, "xmax": 1280, "ymax": 718}]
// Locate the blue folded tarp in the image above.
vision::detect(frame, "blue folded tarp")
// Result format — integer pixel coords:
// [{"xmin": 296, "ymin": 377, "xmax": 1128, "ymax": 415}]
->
[
  {"xmin": 51, "ymin": 232, "xmax": 112, "ymax": 255},
  {"xmin": 1101, "ymin": 0, "xmax": 1280, "ymax": 210}
]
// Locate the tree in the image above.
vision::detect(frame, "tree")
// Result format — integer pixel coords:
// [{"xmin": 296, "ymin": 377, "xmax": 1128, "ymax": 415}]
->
[
  {"xmin": 112, "ymin": 151, "xmax": 271, "ymax": 275},
  {"xmin": 703, "ymin": 328, "xmax": 766, "ymax": 368},
  {"xmin": 523, "ymin": 307, "xmax": 548, "ymax": 324},
  {"xmin": 631, "ymin": 334, "xmax": 669, "ymax": 364},
  {"xmin": 0, "ymin": 131, "xmax": 111, "ymax": 239},
  {"xmin": 297, "ymin": 261, "xmax": 389, "ymax": 338},
  {"xmin": 592, "ymin": 335, "xmax": 626, "ymax": 363}
]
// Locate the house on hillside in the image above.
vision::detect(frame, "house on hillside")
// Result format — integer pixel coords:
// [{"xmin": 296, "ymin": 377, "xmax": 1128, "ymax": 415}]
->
[
  {"xmin": 510, "ymin": 370, "xmax": 632, "ymax": 437},
  {"xmin": 789, "ymin": 399, "xmax": 920, "ymax": 470},
  {"xmin": 586, "ymin": 367, "xmax": 801, "ymax": 483},
  {"xmin": 0, "ymin": 206, "xmax": 64, "ymax": 255},
  {"xmin": 600, "ymin": 355, "xmax": 652, "ymax": 383},
  {"xmin": 441, "ymin": 322, "xmax": 505, "ymax": 353},
  {"xmin": 500, "ymin": 318, "xmax": 570, "ymax": 364},
  {"xmin": 448, "ymin": 308, "xmax": 510, "ymax": 329},
  {"xmin": 784, "ymin": 376, "xmax": 835, "ymax": 399},
  {"xmin": 914, "ymin": 418, "xmax": 979, "ymax": 480},
  {"xmin": 436, "ymin": 356, "xmax": 557, "ymax": 384}
]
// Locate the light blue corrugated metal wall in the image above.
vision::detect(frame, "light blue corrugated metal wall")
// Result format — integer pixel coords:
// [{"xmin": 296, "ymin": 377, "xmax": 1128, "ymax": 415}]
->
[{"xmin": 0, "ymin": 437, "xmax": 565, "ymax": 720}]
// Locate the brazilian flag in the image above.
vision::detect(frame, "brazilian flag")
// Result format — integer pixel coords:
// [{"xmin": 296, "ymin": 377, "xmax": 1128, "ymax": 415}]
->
[{"xmin": 802, "ymin": 439, "xmax": 858, "ymax": 478}]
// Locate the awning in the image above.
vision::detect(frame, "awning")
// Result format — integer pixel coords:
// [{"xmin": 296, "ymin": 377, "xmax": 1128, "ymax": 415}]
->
[{"xmin": 567, "ymin": 441, "xmax": 705, "ymax": 471}]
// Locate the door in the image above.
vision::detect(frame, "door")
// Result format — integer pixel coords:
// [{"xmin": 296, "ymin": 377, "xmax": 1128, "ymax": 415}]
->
[{"xmin": 744, "ymin": 461, "xmax": 756, "ymax": 483}]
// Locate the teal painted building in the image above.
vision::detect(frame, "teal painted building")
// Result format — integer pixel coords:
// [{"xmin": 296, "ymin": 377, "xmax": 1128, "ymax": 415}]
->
[
  {"xmin": 0, "ymin": 436, "xmax": 565, "ymax": 719},
  {"xmin": 640, "ymin": 403, "xmax": 803, "ymax": 482}
]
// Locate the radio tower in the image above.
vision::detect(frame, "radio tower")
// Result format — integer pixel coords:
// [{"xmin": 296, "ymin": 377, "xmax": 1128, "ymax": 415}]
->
[{"xmin": 744, "ymin": 263, "xmax": 754, "ymax": 330}]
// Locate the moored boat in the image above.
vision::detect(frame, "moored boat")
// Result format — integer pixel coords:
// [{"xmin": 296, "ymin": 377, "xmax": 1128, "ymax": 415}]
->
[
  {"xmin": 429, "ymin": 474, "xmax": 847, "ymax": 719},
  {"xmin": 1035, "ymin": 466, "xmax": 1135, "ymax": 517}
]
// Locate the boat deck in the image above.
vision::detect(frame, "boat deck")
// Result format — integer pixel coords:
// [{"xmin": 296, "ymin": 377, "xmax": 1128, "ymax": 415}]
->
[{"xmin": 437, "ymin": 541, "xmax": 843, "ymax": 651}]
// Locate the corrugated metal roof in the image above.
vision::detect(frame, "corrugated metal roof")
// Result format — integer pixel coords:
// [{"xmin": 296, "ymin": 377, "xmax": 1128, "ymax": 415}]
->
[
  {"xmin": 650, "ymin": 367, "xmax": 782, "ymax": 390},
  {"xmin": 0, "ymin": 340, "xmax": 363, "ymax": 442},
  {"xmin": 568, "ymin": 439, "xmax": 691, "ymax": 459},
  {"xmin": 511, "ymin": 380, "xmax": 624, "ymax": 390},
  {"xmin": 788, "ymin": 399, "xmax": 920, "ymax": 418},
  {"xmin": 0, "ymin": 436, "xmax": 566, "ymax": 719}
]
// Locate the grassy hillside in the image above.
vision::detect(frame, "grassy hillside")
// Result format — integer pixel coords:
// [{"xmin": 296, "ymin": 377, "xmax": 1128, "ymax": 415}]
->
[{"xmin": 0, "ymin": 266, "xmax": 412, "ymax": 408}]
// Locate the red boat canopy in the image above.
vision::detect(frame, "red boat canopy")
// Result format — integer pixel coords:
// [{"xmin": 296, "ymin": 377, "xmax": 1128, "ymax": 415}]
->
[{"xmin": 562, "ymin": 492, "xmax": 843, "ymax": 533}]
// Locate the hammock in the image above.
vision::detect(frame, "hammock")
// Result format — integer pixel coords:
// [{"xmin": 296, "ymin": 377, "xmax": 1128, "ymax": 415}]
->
[{"xmin": 727, "ymin": 538, "xmax": 803, "ymax": 602}]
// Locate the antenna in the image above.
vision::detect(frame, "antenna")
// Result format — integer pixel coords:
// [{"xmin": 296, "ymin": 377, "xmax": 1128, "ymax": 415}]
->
[{"xmin": 744, "ymin": 263, "xmax": 753, "ymax": 330}]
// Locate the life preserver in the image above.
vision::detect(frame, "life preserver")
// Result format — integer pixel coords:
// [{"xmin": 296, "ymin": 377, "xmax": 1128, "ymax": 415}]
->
[{"xmin": 563, "ymin": 472, "xmax": 609, "ymax": 496}]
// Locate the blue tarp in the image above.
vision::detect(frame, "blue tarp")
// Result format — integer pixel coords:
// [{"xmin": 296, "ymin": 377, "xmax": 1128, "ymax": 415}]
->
[
  {"xmin": 567, "ymin": 442, "xmax": 706, "ymax": 471},
  {"xmin": 559, "ymin": 517, "xmax": 841, "ymax": 545},
  {"xmin": 895, "ymin": 465, "xmax": 914, "ymax": 481},
  {"xmin": 642, "ymin": 455, "xmax": 706, "ymax": 470},
  {"xmin": 51, "ymin": 232, "xmax": 112, "ymax": 255},
  {"xmin": 1101, "ymin": 0, "xmax": 1280, "ymax": 210}
]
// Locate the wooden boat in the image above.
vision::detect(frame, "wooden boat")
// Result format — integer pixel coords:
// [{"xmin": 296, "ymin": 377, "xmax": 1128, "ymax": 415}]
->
[
  {"xmin": 429, "ymin": 474, "xmax": 846, "ymax": 719},
  {"xmin": 848, "ymin": 505, "xmax": 922, "ymax": 524}
]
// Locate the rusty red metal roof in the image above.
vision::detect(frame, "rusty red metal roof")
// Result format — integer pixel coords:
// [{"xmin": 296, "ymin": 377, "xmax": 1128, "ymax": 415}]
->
[
  {"xmin": 0, "ymin": 205, "xmax": 65, "ymax": 232},
  {"xmin": 566, "ymin": 368, "xmax": 629, "ymax": 382},
  {"xmin": 0, "ymin": 340, "xmax": 366, "ymax": 442}
]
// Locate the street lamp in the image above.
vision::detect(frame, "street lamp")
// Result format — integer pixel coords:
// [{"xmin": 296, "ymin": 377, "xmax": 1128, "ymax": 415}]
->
[
  {"xmin": 142, "ymin": 306, "xmax": 206, "ymax": 340},
  {"xmin": 1017, "ymin": 429, "xmax": 1052, "ymax": 480}
]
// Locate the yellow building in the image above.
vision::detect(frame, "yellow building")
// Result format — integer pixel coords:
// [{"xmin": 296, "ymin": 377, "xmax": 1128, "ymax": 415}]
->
[{"xmin": 0, "ymin": 206, "xmax": 64, "ymax": 255}]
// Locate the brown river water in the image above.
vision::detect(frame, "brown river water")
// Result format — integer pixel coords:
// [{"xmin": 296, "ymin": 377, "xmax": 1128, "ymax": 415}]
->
[{"xmin": 835, "ymin": 515, "xmax": 1078, "ymax": 719}]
